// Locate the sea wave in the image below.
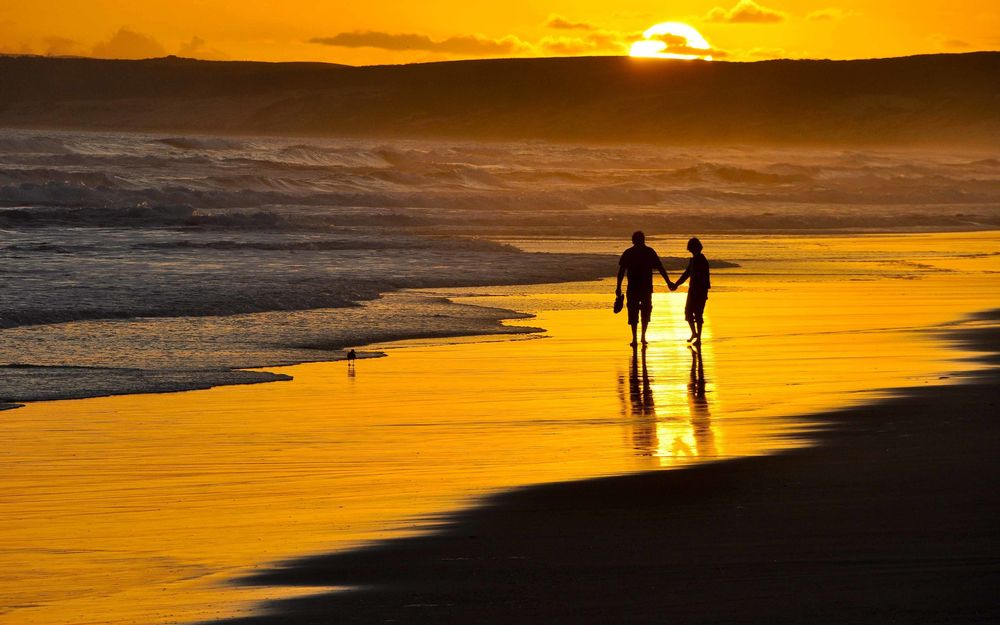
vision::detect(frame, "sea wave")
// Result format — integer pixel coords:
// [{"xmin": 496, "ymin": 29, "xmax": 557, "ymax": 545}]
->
[
  {"xmin": 0, "ymin": 129, "xmax": 995, "ymax": 408},
  {"xmin": 130, "ymin": 236, "xmax": 516, "ymax": 252},
  {"xmin": 0, "ymin": 135, "xmax": 74, "ymax": 154},
  {"xmin": 155, "ymin": 136, "xmax": 243, "ymax": 150},
  {"xmin": 1, "ymin": 131, "xmax": 997, "ymax": 232}
]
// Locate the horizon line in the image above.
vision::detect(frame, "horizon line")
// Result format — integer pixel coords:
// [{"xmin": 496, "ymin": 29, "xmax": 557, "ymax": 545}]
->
[{"xmin": 3, "ymin": 49, "xmax": 998, "ymax": 69}]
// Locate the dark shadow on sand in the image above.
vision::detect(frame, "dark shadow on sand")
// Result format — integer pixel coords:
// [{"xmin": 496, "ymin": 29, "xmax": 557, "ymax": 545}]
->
[{"xmin": 210, "ymin": 312, "xmax": 1000, "ymax": 625}]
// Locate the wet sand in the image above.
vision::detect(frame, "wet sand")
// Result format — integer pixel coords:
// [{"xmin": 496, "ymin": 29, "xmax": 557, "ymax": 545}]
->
[
  {"xmin": 217, "ymin": 318, "xmax": 1000, "ymax": 625},
  {"xmin": 1, "ymin": 233, "xmax": 998, "ymax": 625}
]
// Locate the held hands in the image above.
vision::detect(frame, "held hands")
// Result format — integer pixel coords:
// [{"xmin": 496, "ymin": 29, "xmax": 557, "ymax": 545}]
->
[{"xmin": 667, "ymin": 280, "xmax": 678, "ymax": 292}]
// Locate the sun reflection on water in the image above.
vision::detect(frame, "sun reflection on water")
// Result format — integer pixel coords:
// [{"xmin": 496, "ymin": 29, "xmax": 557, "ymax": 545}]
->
[
  {"xmin": 621, "ymin": 344, "xmax": 720, "ymax": 466},
  {"xmin": 1, "ymin": 232, "xmax": 998, "ymax": 625}
]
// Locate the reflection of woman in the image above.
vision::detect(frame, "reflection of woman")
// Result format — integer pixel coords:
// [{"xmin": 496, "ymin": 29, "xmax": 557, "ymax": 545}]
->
[{"xmin": 688, "ymin": 347, "xmax": 717, "ymax": 458}]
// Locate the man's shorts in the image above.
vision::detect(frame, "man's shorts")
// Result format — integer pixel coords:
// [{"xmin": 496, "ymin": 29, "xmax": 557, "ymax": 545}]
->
[
  {"xmin": 685, "ymin": 290, "xmax": 708, "ymax": 323},
  {"xmin": 626, "ymin": 290, "xmax": 653, "ymax": 325}
]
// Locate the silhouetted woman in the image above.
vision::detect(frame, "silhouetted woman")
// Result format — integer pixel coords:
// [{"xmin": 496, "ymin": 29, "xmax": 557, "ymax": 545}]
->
[{"xmin": 672, "ymin": 237, "xmax": 710, "ymax": 343}]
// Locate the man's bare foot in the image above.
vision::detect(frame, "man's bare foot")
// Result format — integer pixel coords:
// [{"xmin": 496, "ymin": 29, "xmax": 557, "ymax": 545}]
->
[
  {"xmin": 687, "ymin": 334, "xmax": 697, "ymax": 342},
  {"xmin": 693, "ymin": 337, "xmax": 702, "ymax": 345},
  {"xmin": 630, "ymin": 341, "xmax": 638, "ymax": 347},
  {"xmin": 641, "ymin": 338, "xmax": 648, "ymax": 345}
]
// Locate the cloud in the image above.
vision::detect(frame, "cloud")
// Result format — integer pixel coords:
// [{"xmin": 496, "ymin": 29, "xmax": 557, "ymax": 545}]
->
[
  {"xmin": 545, "ymin": 15, "xmax": 598, "ymax": 31},
  {"xmin": 806, "ymin": 8, "xmax": 860, "ymax": 21},
  {"xmin": 44, "ymin": 36, "xmax": 84, "ymax": 57},
  {"xmin": 743, "ymin": 47, "xmax": 788, "ymax": 59},
  {"xmin": 91, "ymin": 28, "xmax": 166, "ymax": 59},
  {"xmin": 648, "ymin": 33, "xmax": 729, "ymax": 58},
  {"xmin": 541, "ymin": 30, "xmax": 628, "ymax": 55},
  {"xmin": 178, "ymin": 36, "xmax": 227, "ymax": 60},
  {"xmin": 929, "ymin": 34, "xmax": 973, "ymax": 50},
  {"xmin": 705, "ymin": 0, "xmax": 787, "ymax": 23},
  {"xmin": 541, "ymin": 37, "xmax": 597, "ymax": 55},
  {"xmin": 310, "ymin": 31, "xmax": 531, "ymax": 55},
  {"xmin": 0, "ymin": 41, "xmax": 34, "ymax": 56}
]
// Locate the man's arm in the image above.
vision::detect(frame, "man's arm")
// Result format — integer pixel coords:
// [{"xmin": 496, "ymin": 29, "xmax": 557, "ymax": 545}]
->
[
  {"xmin": 654, "ymin": 255, "xmax": 674, "ymax": 289},
  {"xmin": 616, "ymin": 265, "xmax": 626, "ymax": 294}
]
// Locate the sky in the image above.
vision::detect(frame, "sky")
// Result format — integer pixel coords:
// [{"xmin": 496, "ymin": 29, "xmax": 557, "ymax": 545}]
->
[{"xmin": 1, "ymin": 0, "xmax": 997, "ymax": 65}]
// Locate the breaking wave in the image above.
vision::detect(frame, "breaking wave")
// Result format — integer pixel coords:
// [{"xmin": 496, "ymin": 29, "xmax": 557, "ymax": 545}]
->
[
  {"xmin": 0, "ymin": 130, "xmax": 997, "ymax": 235},
  {"xmin": 155, "ymin": 136, "xmax": 243, "ymax": 150},
  {"xmin": 0, "ymin": 128, "xmax": 994, "ymax": 405}
]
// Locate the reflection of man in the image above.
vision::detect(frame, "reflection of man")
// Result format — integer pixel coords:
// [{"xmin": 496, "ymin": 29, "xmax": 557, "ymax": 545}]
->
[
  {"xmin": 629, "ymin": 346, "xmax": 655, "ymax": 416},
  {"xmin": 616, "ymin": 231, "xmax": 673, "ymax": 347},
  {"xmin": 627, "ymin": 346, "xmax": 657, "ymax": 456}
]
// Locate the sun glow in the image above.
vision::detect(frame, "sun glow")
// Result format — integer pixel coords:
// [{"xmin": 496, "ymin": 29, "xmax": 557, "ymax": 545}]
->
[{"xmin": 629, "ymin": 22, "xmax": 714, "ymax": 60}]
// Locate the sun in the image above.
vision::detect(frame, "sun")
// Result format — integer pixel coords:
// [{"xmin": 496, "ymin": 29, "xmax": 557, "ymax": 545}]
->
[{"xmin": 629, "ymin": 22, "xmax": 714, "ymax": 60}]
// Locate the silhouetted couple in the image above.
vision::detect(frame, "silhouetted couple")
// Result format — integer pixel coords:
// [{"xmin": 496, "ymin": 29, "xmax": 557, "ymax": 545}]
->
[{"xmin": 615, "ymin": 231, "xmax": 710, "ymax": 346}]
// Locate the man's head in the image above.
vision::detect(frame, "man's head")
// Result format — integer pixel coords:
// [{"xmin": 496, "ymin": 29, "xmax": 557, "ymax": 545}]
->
[
  {"xmin": 632, "ymin": 231, "xmax": 646, "ymax": 245},
  {"xmin": 687, "ymin": 237, "xmax": 703, "ymax": 254}
]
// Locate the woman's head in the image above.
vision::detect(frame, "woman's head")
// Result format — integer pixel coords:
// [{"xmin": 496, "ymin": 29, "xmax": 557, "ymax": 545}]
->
[{"xmin": 687, "ymin": 237, "xmax": 703, "ymax": 254}]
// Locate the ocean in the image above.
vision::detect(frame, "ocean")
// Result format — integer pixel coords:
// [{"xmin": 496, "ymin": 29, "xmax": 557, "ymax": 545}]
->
[
  {"xmin": 1, "ymin": 129, "xmax": 997, "ymax": 405},
  {"xmin": 1, "ymin": 128, "xmax": 999, "ymax": 623}
]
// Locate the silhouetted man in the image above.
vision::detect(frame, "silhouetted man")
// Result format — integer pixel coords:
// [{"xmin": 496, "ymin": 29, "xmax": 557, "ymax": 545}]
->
[
  {"xmin": 616, "ymin": 231, "xmax": 672, "ymax": 346},
  {"xmin": 671, "ymin": 237, "xmax": 711, "ymax": 344}
]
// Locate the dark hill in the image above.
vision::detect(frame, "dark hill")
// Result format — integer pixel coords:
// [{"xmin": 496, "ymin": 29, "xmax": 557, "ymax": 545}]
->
[{"xmin": 1, "ymin": 53, "xmax": 998, "ymax": 146}]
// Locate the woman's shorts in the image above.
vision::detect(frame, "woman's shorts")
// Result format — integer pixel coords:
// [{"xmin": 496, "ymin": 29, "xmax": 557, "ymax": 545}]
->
[{"xmin": 685, "ymin": 290, "xmax": 708, "ymax": 322}]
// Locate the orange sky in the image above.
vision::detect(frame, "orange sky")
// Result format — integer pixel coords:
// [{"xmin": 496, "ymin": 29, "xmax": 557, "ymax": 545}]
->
[{"xmin": 1, "ymin": 0, "xmax": 997, "ymax": 64}]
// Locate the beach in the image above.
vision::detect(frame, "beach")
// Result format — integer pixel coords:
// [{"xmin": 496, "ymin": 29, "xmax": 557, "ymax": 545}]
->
[
  {"xmin": 221, "ymin": 321, "xmax": 999, "ymax": 624},
  {"xmin": 2, "ymin": 35, "xmax": 999, "ymax": 625},
  {"xmin": 1, "ymin": 232, "xmax": 997, "ymax": 624}
]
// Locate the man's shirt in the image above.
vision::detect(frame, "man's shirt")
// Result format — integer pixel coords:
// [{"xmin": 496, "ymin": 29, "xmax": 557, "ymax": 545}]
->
[{"xmin": 619, "ymin": 244, "xmax": 666, "ymax": 293}]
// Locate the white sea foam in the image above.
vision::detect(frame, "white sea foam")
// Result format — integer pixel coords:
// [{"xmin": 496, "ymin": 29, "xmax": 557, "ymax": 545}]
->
[
  {"xmin": 0, "ymin": 129, "xmax": 996, "ymax": 405},
  {"xmin": 0, "ymin": 130, "xmax": 997, "ymax": 229}
]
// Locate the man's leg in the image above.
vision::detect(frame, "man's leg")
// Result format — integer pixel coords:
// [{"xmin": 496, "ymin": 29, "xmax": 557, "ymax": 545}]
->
[
  {"xmin": 640, "ymin": 294, "xmax": 652, "ymax": 345},
  {"xmin": 627, "ymin": 292, "xmax": 641, "ymax": 346}
]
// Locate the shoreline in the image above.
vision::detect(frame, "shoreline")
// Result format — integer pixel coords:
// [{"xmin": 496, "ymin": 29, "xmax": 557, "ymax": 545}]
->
[
  {"xmin": 0, "ymin": 250, "xmax": 737, "ymax": 410},
  {"xmin": 3, "ymin": 232, "xmax": 998, "ymax": 625},
  {"xmin": 215, "ymin": 311, "xmax": 1000, "ymax": 624},
  {"xmin": 0, "ymin": 279, "xmax": 572, "ymax": 411},
  {"xmin": 0, "ymin": 314, "xmax": 537, "ymax": 411}
]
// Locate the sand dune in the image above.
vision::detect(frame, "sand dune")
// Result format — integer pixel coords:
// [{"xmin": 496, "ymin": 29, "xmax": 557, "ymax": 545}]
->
[{"xmin": 2, "ymin": 53, "xmax": 999, "ymax": 146}]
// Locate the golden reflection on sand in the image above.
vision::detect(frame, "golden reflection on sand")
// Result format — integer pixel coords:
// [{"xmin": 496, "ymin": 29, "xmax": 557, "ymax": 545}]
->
[
  {"xmin": 0, "ymin": 232, "xmax": 998, "ymax": 625},
  {"xmin": 621, "ymin": 345, "xmax": 720, "ymax": 465}
]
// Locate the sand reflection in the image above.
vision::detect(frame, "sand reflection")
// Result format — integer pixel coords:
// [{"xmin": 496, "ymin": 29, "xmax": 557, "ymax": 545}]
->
[
  {"xmin": 3, "ymin": 232, "xmax": 998, "ymax": 625},
  {"xmin": 622, "ymin": 345, "xmax": 719, "ymax": 465},
  {"xmin": 687, "ymin": 346, "xmax": 718, "ymax": 459}
]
